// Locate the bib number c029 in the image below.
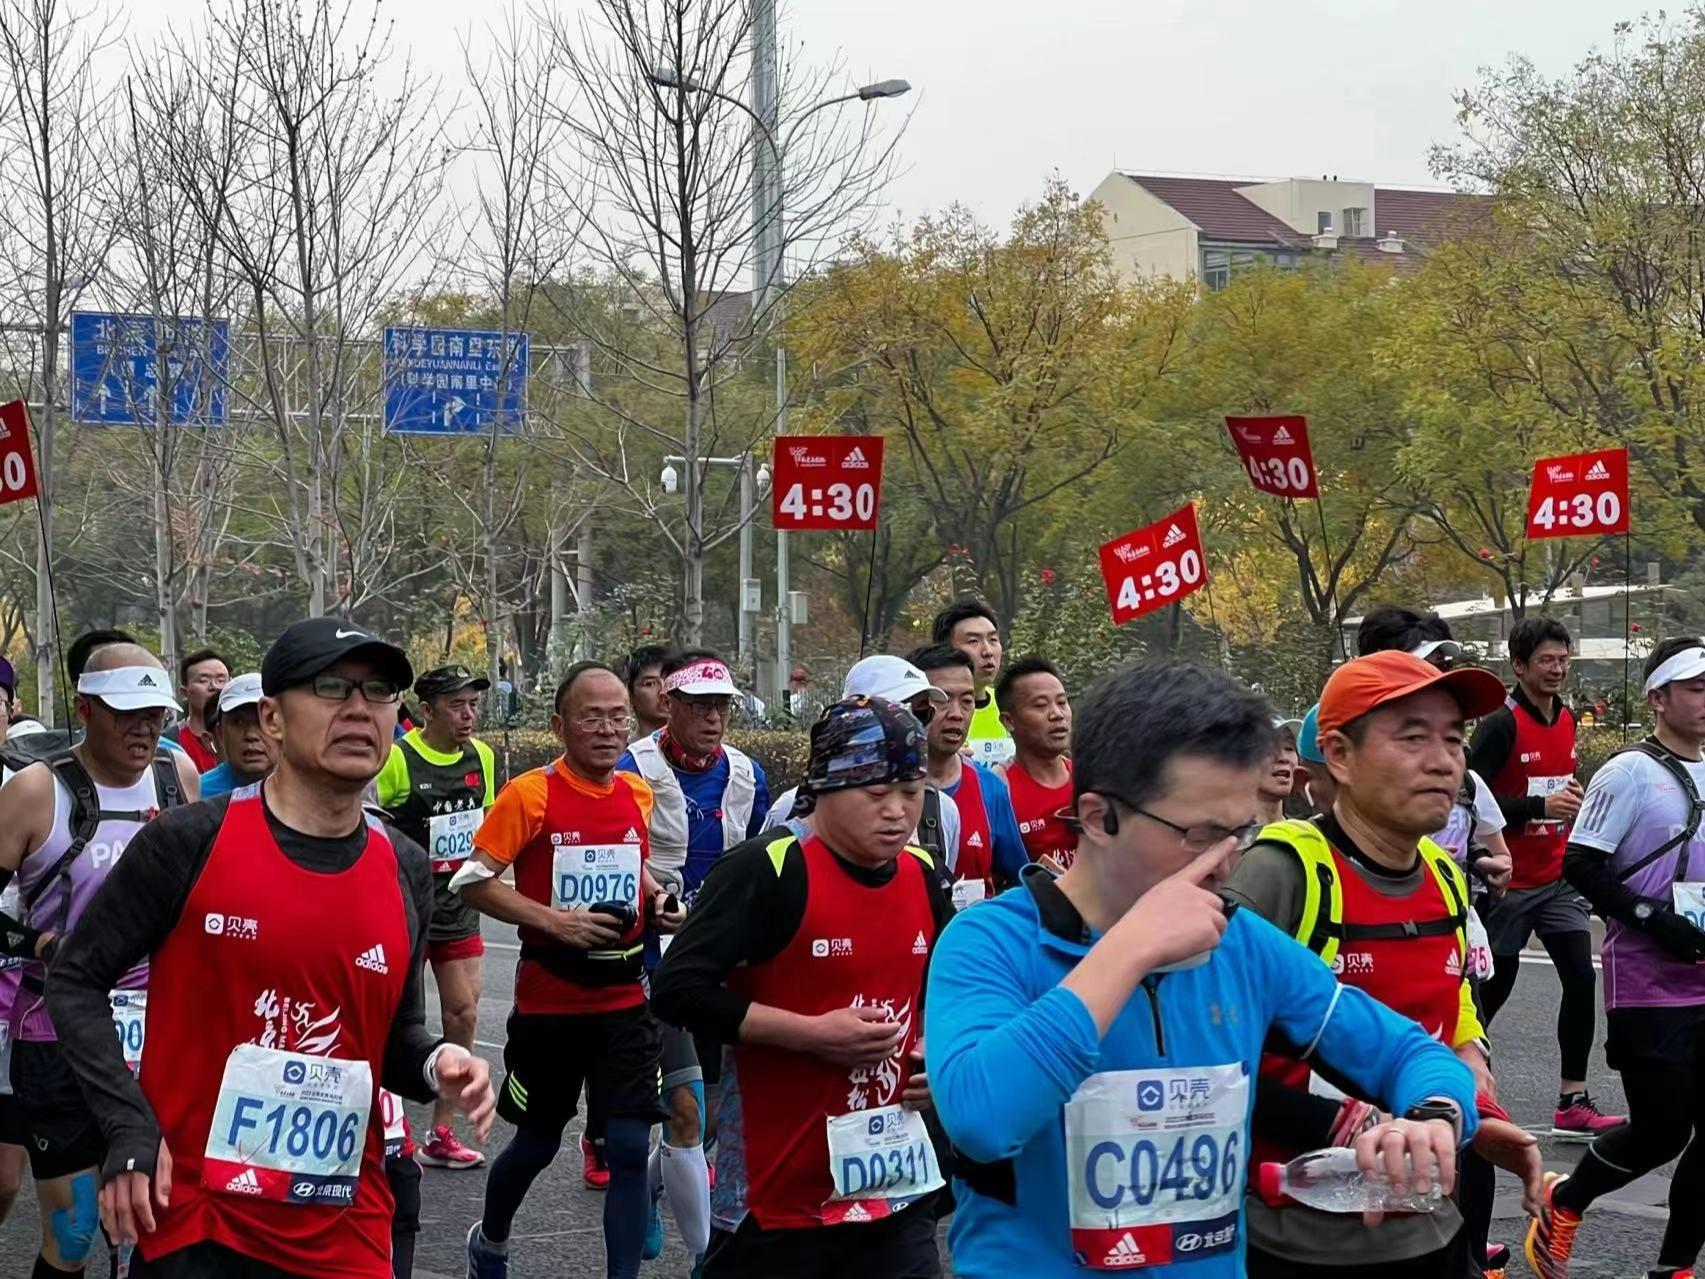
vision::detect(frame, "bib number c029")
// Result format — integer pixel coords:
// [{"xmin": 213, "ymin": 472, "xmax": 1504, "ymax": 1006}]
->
[
  {"xmin": 552, "ymin": 843, "xmax": 640, "ymax": 911},
  {"xmin": 1065, "ymin": 1063, "xmax": 1248, "ymax": 1269},
  {"xmin": 427, "ymin": 808, "xmax": 483, "ymax": 872},
  {"xmin": 205, "ymin": 1043, "xmax": 373, "ymax": 1207},
  {"xmin": 111, "ymin": 990, "xmax": 146, "ymax": 1075},
  {"xmin": 823, "ymin": 1104, "xmax": 943, "ymax": 1224}
]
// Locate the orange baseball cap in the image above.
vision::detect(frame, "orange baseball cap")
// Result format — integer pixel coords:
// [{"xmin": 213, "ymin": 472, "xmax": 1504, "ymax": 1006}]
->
[{"xmin": 1316, "ymin": 650, "xmax": 1507, "ymax": 735}]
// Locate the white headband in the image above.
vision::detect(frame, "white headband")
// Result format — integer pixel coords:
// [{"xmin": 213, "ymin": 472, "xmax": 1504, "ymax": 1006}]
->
[{"xmin": 1644, "ymin": 646, "xmax": 1705, "ymax": 694}]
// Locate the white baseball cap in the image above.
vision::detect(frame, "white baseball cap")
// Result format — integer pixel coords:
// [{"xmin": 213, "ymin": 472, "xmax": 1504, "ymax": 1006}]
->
[
  {"xmin": 842, "ymin": 655, "xmax": 949, "ymax": 706},
  {"xmin": 663, "ymin": 657, "xmax": 741, "ymax": 697},
  {"xmin": 77, "ymin": 665, "xmax": 181, "ymax": 713},
  {"xmin": 218, "ymin": 672, "xmax": 264, "ymax": 715}
]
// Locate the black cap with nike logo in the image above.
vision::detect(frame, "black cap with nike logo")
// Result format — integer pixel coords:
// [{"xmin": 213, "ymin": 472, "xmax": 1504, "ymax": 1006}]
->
[{"xmin": 261, "ymin": 617, "xmax": 414, "ymax": 695}]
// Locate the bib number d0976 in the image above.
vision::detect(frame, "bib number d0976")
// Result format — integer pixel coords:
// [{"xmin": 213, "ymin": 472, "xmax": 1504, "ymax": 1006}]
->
[
  {"xmin": 205, "ymin": 1043, "xmax": 373, "ymax": 1207},
  {"xmin": 823, "ymin": 1104, "xmax": 943, "ymax": 1224},
  {"xmin": 427, "ymin": 808, "xmax": 483, "ymax": 872},
  {"xmin": 1066, "ymin": 1063, "xmax": 1248, "ymax": 1269},
  {"xmin": 552, "ymin": 843, "xmax": 640, "ymax": 911}
]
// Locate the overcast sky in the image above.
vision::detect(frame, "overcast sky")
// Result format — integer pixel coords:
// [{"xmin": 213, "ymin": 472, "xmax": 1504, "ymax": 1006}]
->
[{"xmin": 132, "ymin": 0, "xmax": 1638, "ymax": 229}]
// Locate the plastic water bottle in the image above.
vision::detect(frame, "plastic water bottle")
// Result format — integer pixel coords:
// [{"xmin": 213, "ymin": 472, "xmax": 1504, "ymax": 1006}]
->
[{"xmin": 1256, "ymin": 1146, "xmax": 1446, "ymax": 1214}]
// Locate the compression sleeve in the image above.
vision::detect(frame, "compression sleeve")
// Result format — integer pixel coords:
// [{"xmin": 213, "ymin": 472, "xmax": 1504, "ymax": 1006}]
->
[
  {"xmin": 1255, "ymin": 909, "xmax": 1478, "ymax": 1143},
  {"xmin": 925, "ymin": 906, "xmax": 1103, "ymax": 1164}
]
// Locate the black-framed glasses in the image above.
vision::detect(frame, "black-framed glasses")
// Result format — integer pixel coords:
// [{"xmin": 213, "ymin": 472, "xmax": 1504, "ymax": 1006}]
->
[
  {"xmin": 676, "ymin": 694, "xmax": 733, "ymax": 719},
  {"xmin": 309, "ymin": 674, "xmax": 402, "ymax": 705},
  {"xmin": 1097, "ymin": 789, "xmax": 1262, "ymax": 853}
]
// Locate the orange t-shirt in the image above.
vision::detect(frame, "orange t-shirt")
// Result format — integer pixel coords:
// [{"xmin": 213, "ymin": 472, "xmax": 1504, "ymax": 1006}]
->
[{"xmin": 475, "ymin": 757, "xmax": 656, "ymax": 1014}]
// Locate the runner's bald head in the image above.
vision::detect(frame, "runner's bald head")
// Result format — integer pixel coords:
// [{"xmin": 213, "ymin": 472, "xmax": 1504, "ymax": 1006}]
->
[{"xmin": 83, "ymin": 643, "xmax": 165, "ymax": 674}]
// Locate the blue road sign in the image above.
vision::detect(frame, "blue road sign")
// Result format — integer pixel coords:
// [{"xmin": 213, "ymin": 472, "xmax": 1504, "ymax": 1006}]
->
[
  {"xmin": 383, "ymin": 326, "xmax": 528, "ymax": 435},
  {"xmin": 71, "ymin": 312, "xmax": 230, "ymax": 426}
]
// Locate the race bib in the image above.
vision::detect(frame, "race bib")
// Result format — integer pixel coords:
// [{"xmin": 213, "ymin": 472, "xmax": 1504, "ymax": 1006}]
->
[
  {"xmin": 111, "ymin": 990, "xmax": 146, "ymax": 1076},
  {"xmin": 427, "ymin": 808, "xmax": 483, "ymax": 872},
  {"xmin": 379, "ymin": 1089, "xmax": 408, "ymax": 1160},
  {"xmin": 552, "ymin": 842, "xmax": 641, "ymax": 911},
  {"xmin": 968, "ymin": 736, "xmax": 1016, "ymax": 768},
  {"xmin": 1526, "ymin": 775, "xmax": 1573, "ymax": 826},
  {"xmin": 950, "ymin": 878, "xmax": 987, "ymax": 911},
  {"xmin": 205, "ymin": 1043, "xmax": 372, "ymax": 1206},
  {"xmin": 1673, "ymin": 882, "xmax": 1705, "ymax": 931},
  {"xmin": 1466, "ymin": 907, "xmax": 1495, "ymax": 981},
  {"xmin": 823, "ymin": 1104, "xmax": 943, "ymax": 1222},
  {"xmin": 1065, "ymin": 1063, "xmax": 1248, "ymax": 1269}
]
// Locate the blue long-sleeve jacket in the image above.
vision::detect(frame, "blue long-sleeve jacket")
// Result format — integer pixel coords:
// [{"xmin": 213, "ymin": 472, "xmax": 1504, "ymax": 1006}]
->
[{"xmin": 926, "ymin": 871, "xmax": 1477, "ymax": 1277}]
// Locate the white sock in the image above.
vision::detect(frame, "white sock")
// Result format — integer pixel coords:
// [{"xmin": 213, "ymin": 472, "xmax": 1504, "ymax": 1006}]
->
[{"xmin": 661, "ymin": 1141, "xmax": 711, "ymax": 1255}]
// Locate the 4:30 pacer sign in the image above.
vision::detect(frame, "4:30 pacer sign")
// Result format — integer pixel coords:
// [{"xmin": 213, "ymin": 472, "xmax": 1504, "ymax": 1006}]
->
[
  {"xmin": 771, "ymin": 435, "xmax": 885, "ymax": 531},
  {"xmin": 1525, "ymin": 447, "xmax": 1629, "ymax": 540},
  {"xmin": 1099, "ymin": 504, "xmax": 1208, "ymax": 626}
]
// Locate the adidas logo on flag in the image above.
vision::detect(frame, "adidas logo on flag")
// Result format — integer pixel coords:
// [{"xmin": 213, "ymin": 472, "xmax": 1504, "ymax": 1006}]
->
[
  {"xmin": 842, "ymin": 1202, "xmax": 873, "ymax": 1222},
  {"xmin": 1586, "ymin": 459, "xmax": 1611, "ymax": 481},
  {"xmin": 1162, "ymin": 523, "xmax": 1186, "ymax": 548},
  {"xmin": 226, "ymin": 1168, "xmax": 263, "ymax": 1195},
  {"xmin": 355, "ymin": 944, "xmax": 389, "ymax": 975},
  {"xmin": 966, "ymin": 831, "xmax": 984, "ymax": 847},
  {"xmin": 1104, "ymin": 1233, "xmax": 1147, "ymax": 1266},
  {"xmin": 913, "ymin": 930, "xmax": 929, "ymax": 955},
  {"xmin": 623, "ymin": 828, "xmax": 640, "ymax": 843},
  {"xmin": 845, "ymin": 445, "xmax": 870, "ymax": 469},
  {"xmin": 1272, "ymin": 425, "xmax": 1294, "ymax": 444}
]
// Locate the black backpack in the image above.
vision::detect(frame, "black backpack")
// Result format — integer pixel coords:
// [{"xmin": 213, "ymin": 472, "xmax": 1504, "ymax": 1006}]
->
[
  {"xmin": 915, "ymin": 787, "xmax": 947, "ymax": 869},
  {"xmin": 1609, "ymin": 739, "xmax": 1705, "ymax": 884}
]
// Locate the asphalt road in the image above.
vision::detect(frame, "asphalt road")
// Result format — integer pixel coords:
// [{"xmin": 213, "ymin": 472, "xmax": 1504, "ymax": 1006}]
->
[{"xmin": 0, "ymin": 919, "xmax": 1684, "ymax": 1278}]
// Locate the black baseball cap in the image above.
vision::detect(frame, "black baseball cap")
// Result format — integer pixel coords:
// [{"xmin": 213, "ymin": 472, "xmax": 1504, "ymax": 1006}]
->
[
  {"xmin": 796, "ymin": 696, "xmax": 927, "ymax": 814},
  {"xmin": 415, "ymin": 664, "xmax": 492, "ymax": 699},
  {"xmin": 261, "ymin": 618, "xmax": 414, "ymax": 696}
]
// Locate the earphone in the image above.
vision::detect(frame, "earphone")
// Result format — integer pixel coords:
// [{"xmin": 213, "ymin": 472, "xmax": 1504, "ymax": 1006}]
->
[{"xmin": 1101, "ymin": 804, "xmax": 1119, "ymax": 836}]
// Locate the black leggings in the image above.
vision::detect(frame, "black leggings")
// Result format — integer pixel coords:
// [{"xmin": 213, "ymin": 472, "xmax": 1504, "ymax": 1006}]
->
[
  {"xmin": 1554, "ymin": 1055, "xmax": 1705, "ymax": 1270},
  {"xmin": 1480, "ymin": 932, "xmax": 1596, "ymax": 1082}
]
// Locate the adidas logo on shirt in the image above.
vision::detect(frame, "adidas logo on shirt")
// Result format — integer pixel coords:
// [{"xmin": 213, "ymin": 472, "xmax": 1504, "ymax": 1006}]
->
[
  {"xmin": 355, "ymin": 944, "xmax": 389, "ymax": 975},
  {"xmin": 1271, "ymin": 425, "xmax": 1293, "ymax": 445},
  {"xmin": 623, "ymin": 828, "xmax": 641, "ymax": 843},
  {"xmin": 1104, "ymin": 1233, "xmax": 1147, "ymax": 1266},
  {"xmin": 966, "ymin": 832, "xmax": 984, "ymax": 848},
  {"xmin": 1161, "ymin": 523, "xmax": 1186, "ymax": 548},
  {"xmin": 842, "ymin": 1202, "xmax": 873, "ymax": 1222},
  {"xmin": 226, "ymin": 1168, "xmax": 263, "ymax": 1195},
  {"xmin": 1586, "ymin": 459, "xmax": 1611, "ymax": 481},
  {"xmin": 912, "ymin": 930, "xmax": 929, "ymax": 956},
  {"xmin": 844, "ymin": 446, "xmax": 870, "ymax": 469}
]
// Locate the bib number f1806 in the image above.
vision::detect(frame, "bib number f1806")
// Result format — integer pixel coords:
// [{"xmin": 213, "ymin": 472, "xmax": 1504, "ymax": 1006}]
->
[
  {"xmin": 822, "ymin": 1104, "xmax": 943, "ymax": 1225},
  {"xmin": 552, "ymin": 842, "xmax": 640, "ymax": 910},
  {"xmin": 1066, "ymin": 1063, "xmax": 1248, "ymax": 1269},
  {"xmin": 205, "ymin": 1044, "xmax": 372, "ymax": 1207},
  {"xmin": 427, "ymin": 808, "xmax": 483, "ymax": 872}
]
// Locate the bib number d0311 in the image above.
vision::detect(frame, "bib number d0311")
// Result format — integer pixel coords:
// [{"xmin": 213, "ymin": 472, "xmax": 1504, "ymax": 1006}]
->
[
  {"xmin": 1065, "ymin": 1063, "xmax": 1248, "ymax": 1269},
  {"xmin": 822, "ymin": 1104, "xmax": 943, "ymax": 1224}
]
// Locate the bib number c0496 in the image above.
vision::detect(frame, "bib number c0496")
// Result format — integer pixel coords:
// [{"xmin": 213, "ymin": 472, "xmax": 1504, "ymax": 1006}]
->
[
  {"xmin": 428, "ymin": 808, "xmax": 483, "ymax": 871},
  {"xmin": 823, "ymin": 1104, "xmax": 943, "ymax": 1223},
  {"xmin": 552, "ymin": 843, "xmax": 640, "ymax": 910},
  {"xmin": 205, "ymin": 1043, "xmax": 373, "ymax": 1207},
  {"xmin": 1065, "ymin": 1063, "xmax": 1248, "ymax": 1269},
  {"xmin": 111, "ymin": 990, "xmax": 146, "ymax": 1075}
]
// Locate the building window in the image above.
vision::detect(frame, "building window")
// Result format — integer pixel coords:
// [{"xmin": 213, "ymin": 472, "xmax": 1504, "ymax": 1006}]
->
[
  {"xmin": 1202, "ymin": 247, "xmax": 1288, "ymax": 289},
  {"xmin": 1317, "ymin": 211, "xmax": 1332, "ymax": 234},
  {"xmin": 1342, "ymin": 207, "xmax": 1366, "ymax": 237},
  {"xmin": 1203, "ymin": 249, "xmax": 1230, "ymax": 290}
]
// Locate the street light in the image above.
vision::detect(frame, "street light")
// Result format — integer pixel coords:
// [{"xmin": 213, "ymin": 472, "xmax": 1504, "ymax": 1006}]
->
[
  {"xmin": 660, "ymin": 462, "xmax": 679, "ymax": 495},
  {"xmin": 858, "ymin": 79, "xmax": 911, "ymax": 101}
]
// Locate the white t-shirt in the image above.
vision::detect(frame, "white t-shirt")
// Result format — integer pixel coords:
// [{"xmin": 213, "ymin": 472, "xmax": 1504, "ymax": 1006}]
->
[
  {"xmin": 1569, "ymin": 749, "xmax": 1705, "ymax": 858},
  {"xmin": 1467, "ymin": 770, "xmax": 1505, "ymax": 838}
]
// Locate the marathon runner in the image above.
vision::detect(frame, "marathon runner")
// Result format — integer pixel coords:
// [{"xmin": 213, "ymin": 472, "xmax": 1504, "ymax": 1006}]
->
[
  {"xmin": 995, "ymin": 658, "xmax": 1077, "ymax": 870},
  {"xmin": 1468, "ymin": 618, "xmax": 1623, "ymax": 1139},
  {"xmin": 909, "ymin": 645, "xmax": 1027, "ymax": 907},
  {"xmin": 197, "ymin": 674, "xmax": 277, "ymax": 799},
  {"xmin": 165, "ymin": 648, "xmax": 230, "ymax": 774},
  {"xmin": 932, "ymin": 599, "xmax": 1013, "ymax": 768},
  {"xmin": 927, "ymin": 660, "xmax": 1478, "ymax": 1278},
  {"xmin": 375, "ymin": 664, "xmax": 498, "ymax": 1171},
  {"xmin": 652, "ymin": 696, "xmax": 953, "ymax": 1278},
  {"xmin": 0, "ymin": 642, "xmax": 199, "ymax": 1276},
  {"xmin": 623, "ymin": 645, "xmax": 670, "ymax": 740},
  {"xmin": 1227, "ymin": 651, "xmax": 1542, "ymax": 1278},
  {"xmin": 1254, "ymin": 720, "xmax": 1298, "ymax": 826},
  {"xmin": 764, "ymin": 655, "xmax": 958, "ymax": 864},
  {"xmin": 1527, "ymin": 637, "xmax": 1705, "ymax": 1279},
  {"xmin": 457, "ymin": 661, "xmax": 684, "ymax": 1279},
  {"xmin": 1295, "ymin": 704, "xmax": 1333, "ymax": 813},
  {"xmin": 45, "ymin": 616, "xmax": 495, "ymax": 1279},
  {"xmin": 0, "ymin": 654, "xmax": 25, "ymax": 1227}
]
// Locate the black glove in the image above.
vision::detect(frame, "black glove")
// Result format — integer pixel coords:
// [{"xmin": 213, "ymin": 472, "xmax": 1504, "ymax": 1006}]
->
[{"xmin": 1642, "ymin": 902, "xmax": 1705, "ymax": 962}]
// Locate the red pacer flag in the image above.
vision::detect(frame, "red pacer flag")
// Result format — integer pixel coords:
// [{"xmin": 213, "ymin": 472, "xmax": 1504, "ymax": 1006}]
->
[
  {"xmin": 1225, "ymin": 415, "xmax": 1320, "ymax": 499},
  {"xmin": 770, "ymin": 435, "xmax": 884, "ymax": 531},
  {"xmin": 1525, "ymin": 447, "xmax": 1629, "ymax": 540},
  {"xmin": 1098, "ymin": 503, "xmax": 1208, "ymax": 626},
  {"xmin": 0, "ymin": 400, "xmax": 41, "ymax": 507}
]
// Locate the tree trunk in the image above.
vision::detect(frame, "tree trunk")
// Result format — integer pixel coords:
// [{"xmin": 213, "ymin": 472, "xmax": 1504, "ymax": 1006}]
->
[{"xmin": 153, "ymin": 432, "xmax": 177, "ymax": 681}]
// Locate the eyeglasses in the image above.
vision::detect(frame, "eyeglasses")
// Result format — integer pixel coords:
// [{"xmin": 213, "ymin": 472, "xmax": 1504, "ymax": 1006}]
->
[
  {"xmin": 308, "ymin": 674, "xmax": 402, "ymax": 704},
  {"xmin": 574, "ymin": 713, "xmax": 633, "ymax": 734},
  {"xmin": 1097, "ymin": 790, "xmax": 1262, "ymax": 854},
  {"xmin": 676, "ymin": 695, "xmax": 733, "ymax": 719}
]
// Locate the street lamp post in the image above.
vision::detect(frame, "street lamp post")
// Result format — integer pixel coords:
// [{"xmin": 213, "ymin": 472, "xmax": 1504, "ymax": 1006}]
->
[
  {"xmin": 648, "ymin": 35, "xmax": 909, "ymax": 711},
  {"xmin": 661, "ymin": 454, "xmax": 771, "ymax": 671}
]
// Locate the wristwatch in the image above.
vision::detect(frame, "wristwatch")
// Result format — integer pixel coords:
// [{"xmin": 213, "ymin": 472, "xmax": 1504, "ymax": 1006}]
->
[
  {"xmin": 1633, "ymin": 900, "xmax": 1658, "ymax": 926},
  {"xmin": 1403, "ymin": 1098, "xmax": 1465, "ymax": 1146}
]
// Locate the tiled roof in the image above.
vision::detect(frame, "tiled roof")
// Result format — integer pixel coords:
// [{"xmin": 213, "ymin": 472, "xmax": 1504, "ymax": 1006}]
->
[
  {"xmin": 1370, "ymin": 187, "xmax": 1487, "ymax": 243},
  {"xmin": 1120, "ymin": 175, "xmax": 1303, "ymax": 246}
]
